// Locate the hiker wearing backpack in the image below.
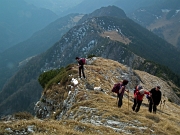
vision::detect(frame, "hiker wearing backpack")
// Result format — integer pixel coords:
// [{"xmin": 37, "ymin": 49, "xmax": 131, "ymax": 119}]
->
[
  {"xmin": 148, "ymin": 86, "xmax": 162, "ymax": 114},
  {"xmin": 134, "ymin": 85, "xmax": 143, "ymax": 94},
  {"xmin": 75, "ymin": 57, "xmax": 86, "ymax": 79},
  {"xmin": 117, "ymin": 79, "xmax": 129, "ymax": 108},
  {"xmin": 132, "ymin": 86, "xmax": 150, "ymax": 112}
]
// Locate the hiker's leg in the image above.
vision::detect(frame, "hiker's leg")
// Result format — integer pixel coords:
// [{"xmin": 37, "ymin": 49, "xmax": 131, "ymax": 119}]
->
[
  {"xmin": 82, "ymin": 66, "xmax": 86, "ymax": 78},
  {"xmin": 118, "ymin": 94, "xmax": 123, "ymax": 108},
  {"xmin": 153, "ymin": 104, "xmax": 157, "ymax": 114},
  {"xmin": 135, "ymin": 100, "xmax": 142, "ymax": 112},
  {"xmin": 149, "ymin": 100, "xmax": 153, "ymax": 113},
  {"xmin": 79, "ymin": 67, "xmax": 82, "ymax": 78},
  {"xmin": 132, "ymin": 99, "xmax": 137, "ymax": 111}
]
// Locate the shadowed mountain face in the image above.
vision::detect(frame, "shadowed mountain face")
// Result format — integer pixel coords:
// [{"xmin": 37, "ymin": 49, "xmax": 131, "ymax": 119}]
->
[
  {"xmin": 0, "ymin": 6, "xmax": 180, "ymax": 117},
  {"xmin": 0, "ymin": 57, "xmax": 180, "ymax": 135},
  {"xmin": 0, "ymin": 13, "xmax": 82, "ymax": 91},
  {"xmin": 129, "ymin": 0, "xmax": 180, "ymax": 48},
  {"xmin": 24, "ymin": 0, "xmax": 83, "ymax": 15},
  {"xmin": 0, "ymin": 0, "xmax": 58, "ymax": 52}
]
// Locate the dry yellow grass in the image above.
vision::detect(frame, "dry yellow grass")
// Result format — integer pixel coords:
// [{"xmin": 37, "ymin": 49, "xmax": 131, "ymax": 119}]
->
[
  {"xmin": 1, "ymin": 57, "xmax": 180, "ymax": 135},
  {"xmin": 73, "ymin": 15, "xmax": 84, "ymax": 22},
  {"xmin": 100, "ymin": 31, "xmax": 131, "ymax": 44}
]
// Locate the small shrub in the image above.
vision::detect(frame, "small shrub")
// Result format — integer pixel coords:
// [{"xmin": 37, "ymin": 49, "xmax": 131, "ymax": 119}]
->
[
  {"xmin": 13, "ymin": 112, "xmax": 33, "ymax": 120},
  {"xmin": 88, "ymin": 54, "xmax": 96, "ymax": 58},
  {"xmin": 145, "ymin": 114, "xmax": 160, "ymax": 123},
  {"xmin": 168, "ymin": 98, "xmax": 172, "ymax": 102}
]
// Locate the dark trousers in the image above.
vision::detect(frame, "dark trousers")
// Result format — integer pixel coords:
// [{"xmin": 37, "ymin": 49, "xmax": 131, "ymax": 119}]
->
[
  {"xmin": 132, "ymin": 99, "xmax": 142, "ymax": 112},
  {"xmin": 79, "ymin": 66, "xmax": 85, "ymax": 78},
  {"xmin": 149, "ymin": 99, "xmax": 157, "ymax": 113},
  {"xmin": 118, "ymin": 94, "xmax": 123, "ymax": 108}
]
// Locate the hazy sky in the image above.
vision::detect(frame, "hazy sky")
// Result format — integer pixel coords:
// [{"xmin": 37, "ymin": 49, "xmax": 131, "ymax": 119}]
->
[{"xmin": 24, "ymin": 0, "xmax": 84, "ymax": 15}]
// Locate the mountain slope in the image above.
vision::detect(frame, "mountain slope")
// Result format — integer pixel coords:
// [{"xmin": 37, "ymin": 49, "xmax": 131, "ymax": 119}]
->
[
  {"xmin": 58, "ymin": 0, "xmax": 161, "ymax": 17},
  {"xmin": 0, "ymin": 13, "xmax": 82, "ymax": 91},
  {"xmin": 1, "ymin": 57, "xmax": 180, "ymax": 135},
  {"xmin": 129, "ymin": 0, "xmax": 180, "ymax": 48},
  {"xmin": 24, "ymin": 0, "xmax": 83, "ymax": 15},
  {"xmin": 0, "ymin": 0, "xmax": 58, "ymax": 52},
  {"xmin": 1, "ymin": 6, "xmax": 180, "ymax": 117},
  {"xmin": 78, "ymin": 5, "xmax": 127, "ymax": 24}
]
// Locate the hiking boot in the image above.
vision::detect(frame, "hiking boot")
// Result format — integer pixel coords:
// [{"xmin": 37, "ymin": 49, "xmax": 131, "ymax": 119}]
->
[
  {"xmin": 135, "ymin": 109, "xmax": 139, "ymax": 113},
  {"xmin": 78, "ymin": 77, "xmax": 82, "ymax": 80}
]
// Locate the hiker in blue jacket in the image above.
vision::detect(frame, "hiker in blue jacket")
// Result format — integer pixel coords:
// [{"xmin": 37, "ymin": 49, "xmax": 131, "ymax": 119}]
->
[
  {"xmin": 148, "ymin": 86, "xmax": 162, "ymax": 114},
  {"xmin": 76, "ymin": 57, "xmax": 86, "ymax": 79},
  {"xmin": 118, "ymin": 79, "xmax": 129, "ymax": 108}
]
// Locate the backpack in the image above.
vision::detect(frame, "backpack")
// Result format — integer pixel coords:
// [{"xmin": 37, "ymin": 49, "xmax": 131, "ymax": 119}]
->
[
  {"xmin": 134, "ymin": 85, "xmax": 138, "ymax": 94},
  {"xmin": 81, "ymin": 58, "xmax": 86, "ymax": 64},
  {"xmin": 138, "ymin": 89, "xmax": 145, "ymax": 95},
  {"xmin": 111, "ymin": 83, "xmax": 121, "ymax": 93},
  {"xmin": 134, "ymin": 85, "xmax": 143, "ymax": 94}
]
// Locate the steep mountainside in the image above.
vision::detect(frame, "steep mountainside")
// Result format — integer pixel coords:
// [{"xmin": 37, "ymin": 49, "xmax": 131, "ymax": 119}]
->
[
  {"xmin": 0, "ymin": 57, "xmax": 180, "ymax": 135},
  {"xmin": 0, "ymin": 0, "xmax": 58, "ymax": 52},
  {"xmin": 1, "ymin": 6, "xmax": 180, "ymax": 117},
  {"xmin": 0, "ymin": 13, "xmax": 83, "ymax": 91},
  {"xmin": 129, "ymin": 0, "xmax": 180, "ymax": 48}
]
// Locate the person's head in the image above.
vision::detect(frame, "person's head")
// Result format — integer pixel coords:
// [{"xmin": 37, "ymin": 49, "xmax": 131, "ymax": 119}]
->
[
  {"xmin": 75, "ymin": 57, "xmax": 80, "ymax": 61},
  {"xmin": 75, "ymin": 57, "xmax": 80, "ymax": 60},
  {"xmin": 122, "ymin": 79, "xmax": 129, "ymax": 85},
  {"xmin": 138, "ymin": 85, "xmax": 143, "ymax": 90},
  {"xmin": 156, "ymin": 86, "xmax": 161, "ymax": 90}
]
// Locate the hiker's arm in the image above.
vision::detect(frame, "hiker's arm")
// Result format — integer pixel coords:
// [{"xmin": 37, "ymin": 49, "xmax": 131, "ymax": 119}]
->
[
  {"xmin": 156, "ymin": 92, "xmax": 162, "ymax": 105},
  {"xmin": 79, "ymin": 60, "xmax": 84, "ymax": 65},
  {"xmin": 119, "ymin": 86, "xmax": 124, "ymax": 94},
  {"xmin": 144, "ymin": 91, "xmax": 150, "ymax": 95}
]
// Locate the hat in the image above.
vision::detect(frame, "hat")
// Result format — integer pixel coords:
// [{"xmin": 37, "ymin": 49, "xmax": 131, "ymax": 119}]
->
[
  {"xmin": 138, "ymin": 85, "xmax": 143, "ymax": 90},
  {"xmin": 157, "ymin": 86, "xmax": 161, "ymax": 89},
  {"xmin": 75, "ymin": 57, "xmax": 80, "ymax": 60},
  {"xmin": 139, "ymin": 89, "xmax": 145, "ymax": 95},
  {"xmin": 122, "ymin": 79, "xmax": 129, "ymax": 85}
]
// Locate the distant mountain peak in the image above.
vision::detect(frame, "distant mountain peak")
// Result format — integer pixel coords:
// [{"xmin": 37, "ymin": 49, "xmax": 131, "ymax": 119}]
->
[{"xmin": 78, "ymin": 5, "xmax": 127, "ymax": 24}]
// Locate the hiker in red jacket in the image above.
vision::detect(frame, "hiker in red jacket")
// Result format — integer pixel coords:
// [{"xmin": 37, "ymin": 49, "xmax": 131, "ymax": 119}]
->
[
  {"xmin": 118, "ymin": 79, "xmax": 129, "ymax": 108},
  {"xmin": 75, "ymin": 57, "xmax": 86, "ymax": 79},
  {"xmin": 132, "ymin": 86, "xmax": 150, "ymax": 112}
]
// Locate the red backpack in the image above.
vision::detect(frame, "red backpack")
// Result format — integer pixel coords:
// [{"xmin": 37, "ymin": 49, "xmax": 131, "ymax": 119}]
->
[
  {"xmin": 111, "ymin": 83, "xmax": 121, "ymax": 93},
  {"xmin": 81, "ymin": 58, "xmax": 86, "ymax": 64}
]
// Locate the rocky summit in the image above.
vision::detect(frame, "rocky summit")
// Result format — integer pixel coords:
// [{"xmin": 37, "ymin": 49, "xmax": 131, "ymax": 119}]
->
[{"xmin": 1, "ymin": 57, "xmax": 180, "ymax": 135}]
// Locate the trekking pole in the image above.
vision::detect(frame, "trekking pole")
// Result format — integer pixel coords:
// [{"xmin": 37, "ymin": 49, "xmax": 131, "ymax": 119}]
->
[
  {"xmin": 128, "ymin": 90, "xmax": 129, "ymax": 112},
  {"xmin": 160, "ymin": 100, "xmax": 162, "ymax": 110},
  {"xmin": 116, "ymin": 94, "xmax": 118, "ymax": 105},
  {"xmin": 162, "ymin": 100, "xmax": 166, "ymax": 111}
]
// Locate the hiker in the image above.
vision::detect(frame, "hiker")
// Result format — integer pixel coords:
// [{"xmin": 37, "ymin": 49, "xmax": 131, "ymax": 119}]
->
[
  {"xmin": 117, "ymin": 79, "xmax": 129, "ymax": 108},
  {"xmin": 132, "ymin": 86, "xmax": 150, "ymax": 112},
  {"xmin": 134, "ymin": 85, "xmax": 143, "ymax": 94},
  {"xmin": 148, "ymin": 86, "xmax": 162, "ymax": 114},
  {"xmin": 75, "ymin": 57, "xmax": 86, "ymax": 79}
]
